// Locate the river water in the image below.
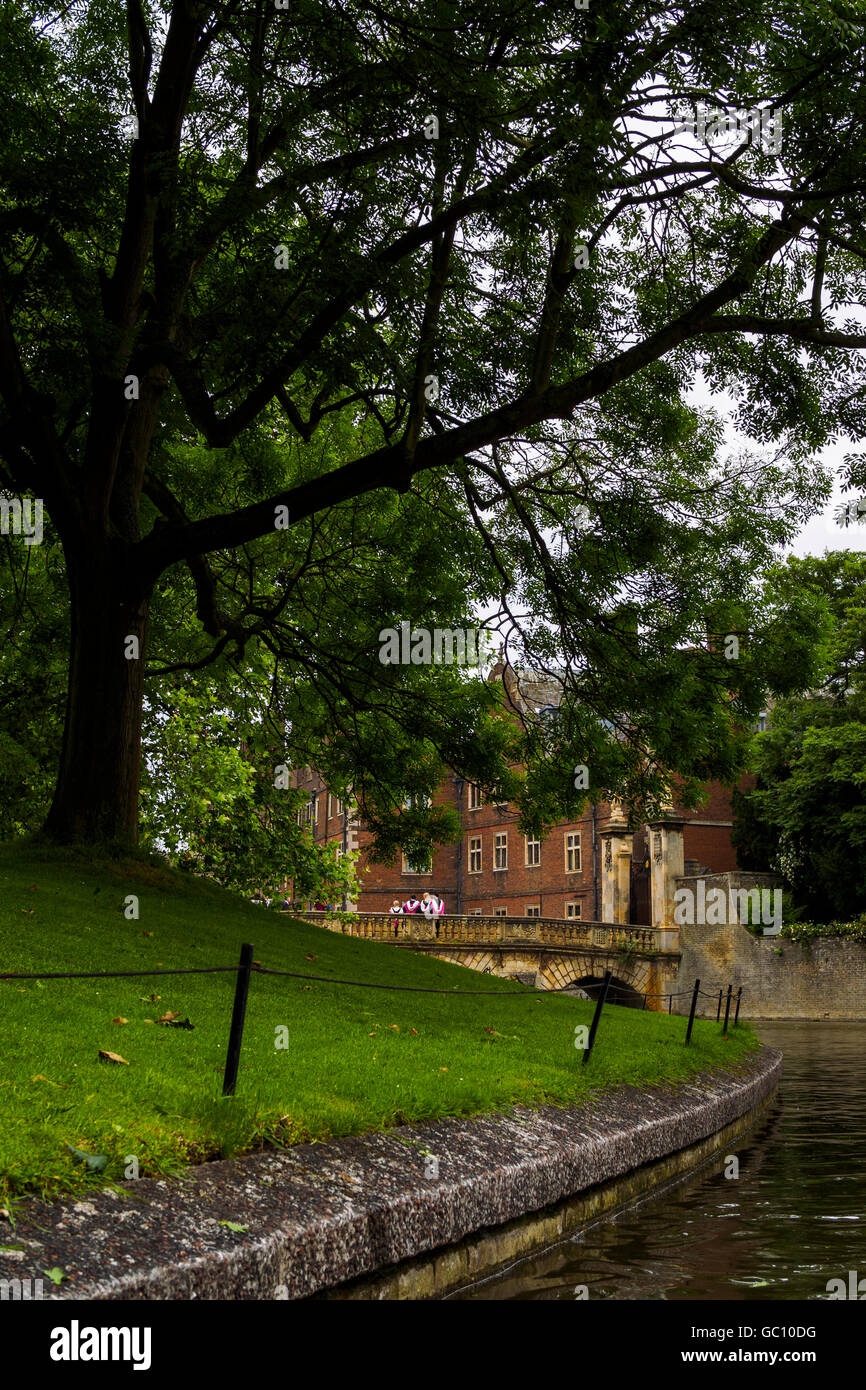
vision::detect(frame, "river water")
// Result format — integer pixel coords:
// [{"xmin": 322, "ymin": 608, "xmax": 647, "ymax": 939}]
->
[{"xmin": 455, "ymin": 1022, "xmax": 866, "ymax": 1301}]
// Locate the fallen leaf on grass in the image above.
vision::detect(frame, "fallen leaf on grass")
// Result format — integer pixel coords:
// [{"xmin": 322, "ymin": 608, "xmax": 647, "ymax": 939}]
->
[
  {"xmin": 387, "ymin": 1024, "xmax": 400, "ymax": 1031},
  {"xmin": 31, "ymin": 1074, "xmax": 66, "ymax": 1087},
  {"xmin": 409, "ymin": 1028, "xmax": 418, "ymax": 1036},
  {"xmin": 44, "ymin": 1267, "xmax": 67, "ymax": 1285},
  {"xmin": 301, "ymin": 985, "xmax": 312, "ymax": 991},
  {"xmin": 218, "ymin": 1220, "xmax": 248, "ymax": 1233},
  {"xmin": 439, "ymin": 1067, "xmax": 448, "ymax": 1072},
  {"xmin": 98, "ymin": 1050, "xmax": 129, "ymax": 1065},
  {"xmin": 66, "ymin": 1146, "xmax": 107, "ymax": 1172},
  {"xmin": 158, "ymin": 1011, "xmax": 179, "ymax": 1022},
  {"xmin": 305, "ymin": 953, "xmax": 318, "ymax": 961},
  {"xmin": 140, "ymin": 931, "xmax": 153, "ymax": 937},
  {"xmin": 159, "ymin": 1017, "xmax": 194, "ymax": 1029},
  {"xmin": 112, "ymin": 1017, "xmax": 128, "ymax": 1025}
]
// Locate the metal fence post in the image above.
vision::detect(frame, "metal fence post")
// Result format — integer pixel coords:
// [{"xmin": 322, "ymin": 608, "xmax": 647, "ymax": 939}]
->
[
  {"xmin": 722, "ymin": 983, "xmax": 733, "ymax": 1036},
  {"xmin": 582, "ymin": 970, "xmax": 612, "ymax": 1067},
  {"xmin": 716, "ymin": 988, "xmax": 723, "ymax": 1022},
  {"xmin": 222, "ymin": 943, "xmax": 254, "ymax": 1097},
  {"xmin": 734, "ymin": 987, "xmax": 743, "ymax": 1026},
  {"xmin": 685, "ymin": 977, "xmax": 700, "ymax": 1045}
]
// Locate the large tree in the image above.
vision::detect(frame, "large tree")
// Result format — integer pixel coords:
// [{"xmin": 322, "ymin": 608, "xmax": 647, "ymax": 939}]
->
[{"xmin": 2, "ymin": 0, "xmax": 866, "ymax": 846}]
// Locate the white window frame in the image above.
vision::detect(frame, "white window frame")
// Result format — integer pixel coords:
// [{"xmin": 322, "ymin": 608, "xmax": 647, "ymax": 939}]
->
[
  {"xmin": 525, "ymin": 835, "xmax": 541, "ymax": 867},
  {"xmin": 494, "ymin": 831, "xmax": 508, "ymax": 871},
  {"xmin": 565, "ymin": 831, "xmax": 581, "ymax": 873},
  {"xmin": 402, "ymin": 852, "xmax": 432, "ymax": 875},
  {"xmin": 525, "ymin": 905, "xmax": 540, "ymax": 918},
  {"xmin": 468, "ymin": 783, "xmax": 483, "ymax": 810},
  {"xmin": 566, "ymin": 900, "xmax": 582, "ymax": 919},
  {"xmin": 468, "ymin": 836, "xmax": 482, "ymax": 874}
]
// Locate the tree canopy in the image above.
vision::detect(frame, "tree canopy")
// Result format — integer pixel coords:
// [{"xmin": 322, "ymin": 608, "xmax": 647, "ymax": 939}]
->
[{"xmin": 2, "ymin": 0, "xmax": 866, "ymax": 858}]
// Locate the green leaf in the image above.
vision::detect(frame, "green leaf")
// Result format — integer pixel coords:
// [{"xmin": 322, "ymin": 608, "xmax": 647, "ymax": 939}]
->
[{"xmin": 65, "ymin": 1144, "xmax": 108, "ymax": 1172}]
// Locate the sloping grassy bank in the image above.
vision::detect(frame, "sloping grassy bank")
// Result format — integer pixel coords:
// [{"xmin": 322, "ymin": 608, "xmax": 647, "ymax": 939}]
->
[{"xmin": 0, "ymin": 844, "xmax": 758, "ymax": 1205}]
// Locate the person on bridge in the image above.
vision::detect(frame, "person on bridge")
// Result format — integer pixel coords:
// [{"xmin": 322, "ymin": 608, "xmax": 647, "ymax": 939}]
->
[{"xmin": 389, "ymin": 898, "xmax": 404, "ymax": 936}]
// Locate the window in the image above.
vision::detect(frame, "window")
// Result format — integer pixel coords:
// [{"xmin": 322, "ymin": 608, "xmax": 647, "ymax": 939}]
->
[
  {"xmin": 471, "ymin": 908, "xmax": 483, "ymax": 916},
  {"xmin": 402, "ymin": 852, "xmax": 432, "ymax": 875},
  {"xmin": 525, "ymin": 905, "xmax": 540, "ymax": 918},
  {"xmin": 494, "ymin": 906, "xmax": 507, "ymax": 918},
  {"xmin": 404, "ymin": 793, "xmax": 430, "ymax": 810},
  {"xmin": 311, "ymin": 794, "xmax": 318, "ymax": 824},
  {"xmin": 525, "ymin": 835, "xmax": 541, "ymax": 867},
  {"xmin": 494, "ymin": 832, "xmax": 508, "ymax": 870},
  {"xmin": 303, "ymin": 801, "xmax": 313, "ymax": 826},
  {"xmin": 468, "ymin": 836, "xmax": 482, "ymax": 874},
  {"xmin": 327, "ymin": 793, "xmax": 333, "ymax": 820},
  {"xmin": 565, "ymin": 831, "xmax": 581, "ymax": 873},
  {"xmin": 336, "ymin": 797, "xmax": 344, "ymax": 816},
  {"xmin": 468, "ymin": 783, "xmax": 483, "ymax": 810},
  {"xmin": 566, "ymin": 901, "xmax": 582, "ymax": 919}
]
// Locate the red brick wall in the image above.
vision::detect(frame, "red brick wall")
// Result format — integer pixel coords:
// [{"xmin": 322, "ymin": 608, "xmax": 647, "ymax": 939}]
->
[{"xmin": 290, "ymin": 768, "xmax": 750, "ymax": 920}]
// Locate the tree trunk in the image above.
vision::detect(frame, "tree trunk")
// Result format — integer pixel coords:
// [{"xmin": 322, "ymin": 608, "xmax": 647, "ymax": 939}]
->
[{"xmin": 43, "ymin": 545, "xmax": 151, "ymax": 845}]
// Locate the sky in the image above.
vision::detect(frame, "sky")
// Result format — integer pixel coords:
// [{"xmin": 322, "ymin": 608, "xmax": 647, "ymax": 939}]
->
[
  {"xmin": 789, "ymin": 447, "xmax": 864, "ymax": 559},
  {"xmin": 688, "ymin": 378, "xmax": 865, "ymax": 563}
]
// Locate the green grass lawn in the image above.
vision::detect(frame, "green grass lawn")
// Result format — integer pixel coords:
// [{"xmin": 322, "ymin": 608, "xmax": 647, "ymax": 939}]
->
[{"xmin": 0, "ymin": 843, "xmax": 758, "ymax": 1207}]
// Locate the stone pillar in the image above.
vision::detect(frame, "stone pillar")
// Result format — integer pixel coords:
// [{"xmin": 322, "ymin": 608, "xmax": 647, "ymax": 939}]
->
[
  {"xmin": 648, "ymin": 815, "xmax": 685, "ymax": 950},
  {"xmin": 599, "ymin": 805, "xmax": 633, "ymax": 925}
]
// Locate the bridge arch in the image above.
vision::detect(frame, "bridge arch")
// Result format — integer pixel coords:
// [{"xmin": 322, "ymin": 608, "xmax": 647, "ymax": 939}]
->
[
  {"xmin": 564, "ymin": 973, "xmax": 646, "ymax": 1009},
  {"xmin": 535, "ymin": 952, "xmax": 653, "ymax": 1005}
]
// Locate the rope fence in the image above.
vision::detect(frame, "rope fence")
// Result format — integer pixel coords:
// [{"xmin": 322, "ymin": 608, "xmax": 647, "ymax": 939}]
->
[{"xmin": 1, "ymin": 948, "xmax": 742, "ymax": 1094}]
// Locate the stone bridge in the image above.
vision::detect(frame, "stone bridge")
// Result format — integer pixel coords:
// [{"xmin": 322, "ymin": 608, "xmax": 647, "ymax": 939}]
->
[{"xmin": 300, "ymin": 912, "xmax": 680, "ymax": 1009}]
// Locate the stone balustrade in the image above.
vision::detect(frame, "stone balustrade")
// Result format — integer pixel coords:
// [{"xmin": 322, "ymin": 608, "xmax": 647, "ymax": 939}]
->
[{"xmin": 296, "ymin": 911, "xmax": 661, "ymax": 953}]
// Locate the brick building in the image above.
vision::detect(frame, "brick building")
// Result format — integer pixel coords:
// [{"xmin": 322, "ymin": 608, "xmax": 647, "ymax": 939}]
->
[{"xmin": 290, "ymin": 665, "xmax": 745, "ymax": 925}]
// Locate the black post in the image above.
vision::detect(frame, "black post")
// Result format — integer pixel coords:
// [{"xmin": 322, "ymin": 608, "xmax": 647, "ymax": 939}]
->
[
  {"xmin": 223, "ymin": 943, "xmax": 254, "ymax": 1097},
  {"xmin": 722, "ymin": 983, "xmax": 733, "ymax": 1036},
  {"xmin": 685, "ymin": 977, "xmax": 700, "ymax": 1046},
  {"xmin": 734, "ymin": 987, "xmax": 743, "ymax": 1026},
  {"xmin": 668, "ymin": 991, "xmax": 673, "ymax": 1014},
  {"xmin": 582, "ymin": 970, "xmax": 612, "ymax": 1067},
  {"xmin": 716, "ymin": 988, "xmax": 723, "ymax": 1021}
]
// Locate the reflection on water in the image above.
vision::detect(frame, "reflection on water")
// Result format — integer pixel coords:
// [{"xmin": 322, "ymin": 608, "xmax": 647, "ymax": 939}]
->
[{"xmin": 455, "ymin": 1023, "xmax": 866, "ymax": 1300}]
